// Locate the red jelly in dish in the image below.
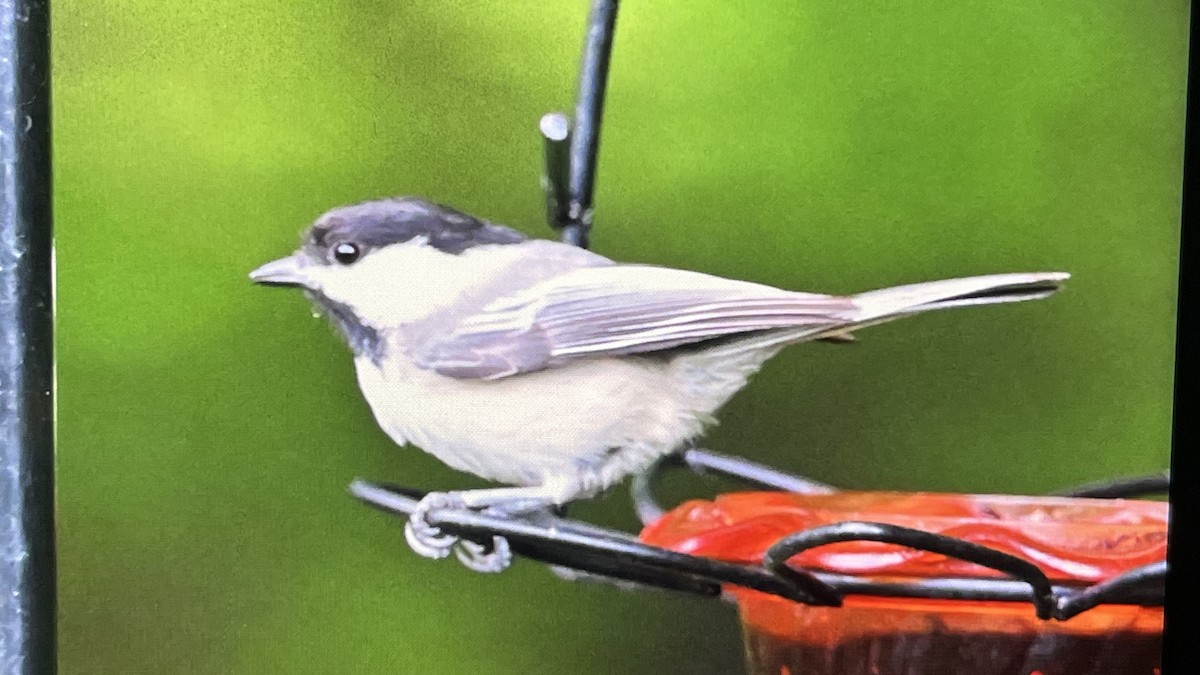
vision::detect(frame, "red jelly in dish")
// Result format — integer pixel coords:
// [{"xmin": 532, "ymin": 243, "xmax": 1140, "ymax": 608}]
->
[{"xmin": 640, "ymin": 491, "xmax": 1167, "ymax": 675}]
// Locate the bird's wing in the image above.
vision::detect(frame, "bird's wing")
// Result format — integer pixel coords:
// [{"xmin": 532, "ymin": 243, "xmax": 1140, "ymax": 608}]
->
[{"xmin": 407, "ymin": 264, "xmax": 857, "ymax": 380}]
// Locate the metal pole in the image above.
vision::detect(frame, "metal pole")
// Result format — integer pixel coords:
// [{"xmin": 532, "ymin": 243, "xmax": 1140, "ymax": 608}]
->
[
  {"xmin": 542, "ymin": 0, "xmax": 620, "ymax": 249},
  {"xmin": 540, "ymin": 112, "xmax": 572, "ymax": 230},
  {"xmin": 1164, "ymin": 5, "xmax": 1199, "ymax": 671},
  {"xmin": 0, "ymin": 0, "xmax": 55, "ymax": 672}
]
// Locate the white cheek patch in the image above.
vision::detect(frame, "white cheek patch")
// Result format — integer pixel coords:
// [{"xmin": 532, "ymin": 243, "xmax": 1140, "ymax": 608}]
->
[{"xmin": 313, "ymin": 240, "xmax": 527, "ymax": 327}]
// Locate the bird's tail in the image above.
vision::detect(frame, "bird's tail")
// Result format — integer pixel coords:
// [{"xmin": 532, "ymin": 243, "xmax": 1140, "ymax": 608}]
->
[
  {"xmin": 696, "ymin": 271, "xmax": 1069, "ymax": 360},
  {"xmin": 667, "ymin": 271, "xmax": 1068, "ymax": 423},
  {"xmin": 850, "ymin": 272, "xmax": 1069, "ymax": 322}
]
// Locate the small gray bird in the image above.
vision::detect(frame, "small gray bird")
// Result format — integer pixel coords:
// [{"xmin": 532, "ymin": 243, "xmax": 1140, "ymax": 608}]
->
[{"xmin": 250, "ymin": 197, "xmax": 1068, "ymax": 572}]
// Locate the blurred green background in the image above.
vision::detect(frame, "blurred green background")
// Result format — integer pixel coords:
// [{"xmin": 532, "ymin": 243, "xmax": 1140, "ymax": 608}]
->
[{"xmin": 54, "ymin": 1, "xmax": 1185, "ymax": 673}]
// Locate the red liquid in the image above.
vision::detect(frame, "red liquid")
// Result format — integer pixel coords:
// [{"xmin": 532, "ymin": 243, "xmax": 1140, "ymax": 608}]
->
[
  {"xmin": 736, "ymin": 593, "xmax": 1163, "ymax": 675},
  {"xmin": 743, "ymin": 628, "xmax": 1162, "ymax": 675}
]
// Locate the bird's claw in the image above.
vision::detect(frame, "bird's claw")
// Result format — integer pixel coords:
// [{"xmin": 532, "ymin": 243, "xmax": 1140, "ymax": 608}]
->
[
  {"xmin": 404, "ymin": 492, "xmax": 463, "ymax": 559},
  {"xmin": 454, "ymin": 536, "xmax": 513, "ymax": 573},
  {"xmin": 403, "ymin": 492, "xmax": 513, "ymax": 573}
]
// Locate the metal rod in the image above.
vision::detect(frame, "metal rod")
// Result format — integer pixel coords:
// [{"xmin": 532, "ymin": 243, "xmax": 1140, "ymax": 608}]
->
[
  {"xmin": 763, "ymin": 521, "xmax": 1057, "ymax": 618},
  {"xmin": 1053, "ymin": 471, "xmax": 1170, "ymax": 499},
  {"xmin": 544, "ymin": 0, "xmax": 619, "ymax": 249},
  {"xmin": 631, "ymin": 448, "xmax": 838, "ymax": 525},
  {"xmin": 0, "ymin": 0, "xmax": 55, "ymax": 673},
  {"xmin": 682, "ymin": 447, "xmax": 839, "ymax": 495},
  {"xmin": 540, "ymin": 112, "xmax": 572, "ymax": 229},
  {"xmin": 1057, "ymin": 561, "xmax": 1167, "ymax": 619},
  {"xmin": 633, "ymin": 444, "xmax": 1169, "ymax": 527}
]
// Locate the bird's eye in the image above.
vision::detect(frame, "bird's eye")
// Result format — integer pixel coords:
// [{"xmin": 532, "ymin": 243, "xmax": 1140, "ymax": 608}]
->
[{"xmin": 332, "ymin": 242, "xmax": 361, "ymax": 265}]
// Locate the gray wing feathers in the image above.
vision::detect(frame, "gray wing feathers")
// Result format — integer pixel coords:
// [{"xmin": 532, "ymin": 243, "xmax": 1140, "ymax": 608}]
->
[
  {"xmin": 411, "ymin": 265, "xmax": 1069, "ymax": 381},
  {"xmin": 411, "ymin": 265, "xmax": 856, "ymax": 380},
  {"xmin": 414, "ymin": 328, "xmax": 554, "ymax": 380},
  {"xmin": 541, "ymin": 295, "xmax": 857, "ymax": 356}
]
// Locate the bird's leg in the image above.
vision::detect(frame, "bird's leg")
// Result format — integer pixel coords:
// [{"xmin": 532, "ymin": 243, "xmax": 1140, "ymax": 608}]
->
[{"xmin": 405, "ymin": 480, "xmax": 579, "ymax": 573}]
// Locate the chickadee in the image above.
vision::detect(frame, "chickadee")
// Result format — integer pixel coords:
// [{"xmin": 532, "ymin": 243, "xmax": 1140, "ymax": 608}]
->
[{"xmin": 250, "ymin": 197, "xmax": 1068, "ymax": 572}]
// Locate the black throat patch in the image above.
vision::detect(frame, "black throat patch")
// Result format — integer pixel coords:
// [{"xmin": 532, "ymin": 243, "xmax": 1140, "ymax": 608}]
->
[{"xmin": 305, "ymin": 290, "xmax": 385, "ymax": 363}]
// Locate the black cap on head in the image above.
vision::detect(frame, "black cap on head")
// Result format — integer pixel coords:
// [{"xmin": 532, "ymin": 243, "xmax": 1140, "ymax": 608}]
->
[{"xmin": 303, "ymin": 197, "xmax": 528, "ymax": 262}]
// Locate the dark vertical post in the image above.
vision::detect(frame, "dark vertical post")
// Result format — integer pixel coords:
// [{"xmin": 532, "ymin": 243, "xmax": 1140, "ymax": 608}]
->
[
  {"xmin": 564, "ymin": 0, "xmax": 619, "ymax": 249},
  {"xmin": 541, "ymin": 0, "xmax": 620, "ymax": 249},
  {"xmin": 0, "ymin": 0, "xmax": 55, "ymax": 673},
  {"xmin": 1163, "ymin": 6, "xmax": 1199, "ymax": 673}
]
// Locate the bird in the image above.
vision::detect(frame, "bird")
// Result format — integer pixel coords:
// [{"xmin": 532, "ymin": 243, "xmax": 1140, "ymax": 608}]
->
[{"xmin": 250, "ymin": 196, "xmax": 1068, "ymax": 572}]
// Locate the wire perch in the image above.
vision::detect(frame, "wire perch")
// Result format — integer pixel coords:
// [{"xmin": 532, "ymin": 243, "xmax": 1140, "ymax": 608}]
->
[{"xmin": 349, "ymin": 469, "xmax": 1167, "ymax": 621}]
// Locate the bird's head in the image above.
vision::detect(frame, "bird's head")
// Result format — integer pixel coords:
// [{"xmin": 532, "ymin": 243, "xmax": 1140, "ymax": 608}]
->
[{"xmin": 250, "ymin": 197, "xmax": 528, "ymax": 351}]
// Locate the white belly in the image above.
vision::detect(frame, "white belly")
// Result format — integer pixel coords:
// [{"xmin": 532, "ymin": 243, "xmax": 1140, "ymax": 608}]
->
[{"xmin": 353, "ymin": 353, "xmax": 709, "ymax": 492}]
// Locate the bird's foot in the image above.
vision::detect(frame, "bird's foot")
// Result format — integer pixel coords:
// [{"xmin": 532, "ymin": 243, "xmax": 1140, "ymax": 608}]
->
[
  {"xmin": 454, "ymin": 536, "xmax": 513, "ymax": 573},
  {"xmin": 404, "ymin": 492, "xmax": 513, "ymax": 573},
  {"xmin": 404, "ymin": 492, "xmax": 461, "ymax": 559}
]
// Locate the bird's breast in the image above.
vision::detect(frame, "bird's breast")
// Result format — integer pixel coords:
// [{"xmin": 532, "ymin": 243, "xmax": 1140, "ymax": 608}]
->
[{"xmin": 351, "ymin": 352, "xmax": 705, "ymax": 487}]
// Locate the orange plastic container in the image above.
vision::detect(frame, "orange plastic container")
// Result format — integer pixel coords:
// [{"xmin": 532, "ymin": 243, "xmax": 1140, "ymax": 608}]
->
[{"xmin": 640, "ymin": 491, "xmax": 1167, "ymax": 675}]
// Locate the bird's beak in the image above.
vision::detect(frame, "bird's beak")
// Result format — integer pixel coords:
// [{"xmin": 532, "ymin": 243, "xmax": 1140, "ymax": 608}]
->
[{"xmin": 249, "ymin": 253, "xmax": 312, "ymax": 287}]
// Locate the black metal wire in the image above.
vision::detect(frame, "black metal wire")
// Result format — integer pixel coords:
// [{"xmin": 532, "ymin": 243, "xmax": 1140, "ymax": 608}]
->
[
  {"xmin": 1056, "ymin": 561, "xmax": 1168, "ymax": 619},
  {"xmin": 632, "ymin": 447, "xmax": 1172, "ymax": 528},
  {"xmin": 0, "ymin": 1, "xmax": 55, "ymax": 673},
  {"xmin": 764, "ymin": 521, "xmax": 1057, "ymax": 619},
  {"xmin": 349, "ymin": 480, "xmax": 820, "ymax": 605},
  {"xmin": 542, "ymin": 0, "xmax": 620, "ymax": 249},
  {"xmin": 631, "ymin": 447, "xmax": 838, "ymax": 524},
  {"xmin": 681, "ymin": 447, "xmax": 840, "ymax": 494},
  {"xmin": 1053, "ymin": 471, "xmax": 1170, "ymax": 499},
  {"xmin": 349, "ymin": 477, "xmax": 1166, "ymax": 621}
]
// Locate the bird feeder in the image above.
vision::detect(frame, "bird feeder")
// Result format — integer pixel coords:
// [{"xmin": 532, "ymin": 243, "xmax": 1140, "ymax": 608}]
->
[
  {"xmin": 350, "ymin": 2, "xmax": 1173, "ymax": 673},
  {"xmin": 640, "ymin": 488, "xmax": 1166, "ymax": 675}
]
